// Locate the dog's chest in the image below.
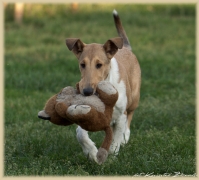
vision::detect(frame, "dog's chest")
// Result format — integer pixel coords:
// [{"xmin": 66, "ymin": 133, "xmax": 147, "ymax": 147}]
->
[{"xmin": 106, "ymin": 57, "xmax": 127, "ymax": 123}]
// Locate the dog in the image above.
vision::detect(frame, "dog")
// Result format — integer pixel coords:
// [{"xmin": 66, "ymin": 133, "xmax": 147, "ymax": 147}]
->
[{"xmin": 66, "ymin": 10, "xmax": 141, "ymax": 163}]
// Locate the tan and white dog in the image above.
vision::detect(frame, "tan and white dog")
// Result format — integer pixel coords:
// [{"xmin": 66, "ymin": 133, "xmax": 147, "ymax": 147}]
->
[{"xmin": 66, "ymin": 10, "xmax": 141, "ymax": 163}]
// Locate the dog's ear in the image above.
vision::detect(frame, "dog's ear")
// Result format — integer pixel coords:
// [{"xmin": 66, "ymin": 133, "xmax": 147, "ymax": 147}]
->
[
  {"xmin": 103, "ymin": 37, "xmax": 123, "ymax": 59},
  {"xmin": 66, "ymin": 38, "xmax": 85, "ymax": 59}
]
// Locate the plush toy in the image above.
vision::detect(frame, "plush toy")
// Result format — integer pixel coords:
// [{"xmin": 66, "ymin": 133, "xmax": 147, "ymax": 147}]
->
[{"xmin": 38, "ymin": 81, "xmax": 118, "ymax": 164}]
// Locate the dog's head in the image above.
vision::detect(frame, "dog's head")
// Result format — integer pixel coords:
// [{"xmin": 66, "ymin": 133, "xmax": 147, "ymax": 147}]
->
[{"xmin": 66, "ymin": 37, "xmax": 123, "ymax": 96}]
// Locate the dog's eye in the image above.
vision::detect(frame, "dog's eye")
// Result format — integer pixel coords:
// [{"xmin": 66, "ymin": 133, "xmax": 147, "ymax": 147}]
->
[
  {"xmin": 80, "ymin": 63, "xmax": 86, "ymax": 69},
  {"xmin": 96, "ymin": 63, "xmax": 102, "ymax": 69}
]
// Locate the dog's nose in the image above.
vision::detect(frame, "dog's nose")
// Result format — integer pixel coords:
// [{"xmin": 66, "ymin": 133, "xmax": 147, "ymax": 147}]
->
[{"xmin": 83, "ymin": 87, "xmax": 94, "ymax": 96}]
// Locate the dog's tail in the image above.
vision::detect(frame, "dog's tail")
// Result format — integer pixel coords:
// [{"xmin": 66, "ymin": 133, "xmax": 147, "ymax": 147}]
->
[{"xmin": 113, "ymin": 10, "xmax": 131, "ymax": 50}]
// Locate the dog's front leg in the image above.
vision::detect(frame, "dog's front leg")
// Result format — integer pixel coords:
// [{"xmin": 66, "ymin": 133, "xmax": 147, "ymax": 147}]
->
[
  {"xmin": 76, "ymin": 126, "xmax": 98, "ymax": 163},
  {"xmin": 109, "ymin": 113, "xmax": 127, "ymax": 155}
]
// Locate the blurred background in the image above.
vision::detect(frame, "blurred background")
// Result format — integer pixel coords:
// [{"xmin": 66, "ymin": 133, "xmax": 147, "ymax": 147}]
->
[{"xmin": 4, "ymin": 3, "xmax": 196, "ymax": 176}]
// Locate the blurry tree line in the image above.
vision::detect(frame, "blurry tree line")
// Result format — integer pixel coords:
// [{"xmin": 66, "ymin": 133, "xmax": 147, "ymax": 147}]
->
[{"xmin": 4, "ymin": 3, "xmax": 195, "ymax": 25}]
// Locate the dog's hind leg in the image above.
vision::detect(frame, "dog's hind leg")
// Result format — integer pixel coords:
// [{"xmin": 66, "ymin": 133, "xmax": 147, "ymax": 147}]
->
[{"xmin": 76, "ymin": 126, "xmax": 98, "ymax": 163}]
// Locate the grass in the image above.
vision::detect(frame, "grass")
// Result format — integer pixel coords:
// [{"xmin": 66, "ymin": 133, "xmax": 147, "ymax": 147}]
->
[{"xmin": 4, "ymin": 3, "xmax": 196, "ymax": 176}]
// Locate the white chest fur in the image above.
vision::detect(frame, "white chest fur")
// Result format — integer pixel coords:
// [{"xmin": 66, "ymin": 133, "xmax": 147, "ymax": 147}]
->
[{"xmin": 105, "ymin": 57, "xmax": 127, "ymax": 124}]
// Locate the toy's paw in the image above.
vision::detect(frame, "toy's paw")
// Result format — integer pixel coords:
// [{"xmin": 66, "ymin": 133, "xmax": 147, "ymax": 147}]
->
[
  {"xmin": 97, "ymin": 147, "xmax": 108, "ymax": 165},
  {"xmin": 97, "ymin": 81, "xmax": 117, "ymax": 95},
  {"xmin": 38, "ymin": 110, "xmax": 50, "ymax": 120},
  {"xmin": 67, "ymin": 105, "xmax": 91, "ymax": 116}
]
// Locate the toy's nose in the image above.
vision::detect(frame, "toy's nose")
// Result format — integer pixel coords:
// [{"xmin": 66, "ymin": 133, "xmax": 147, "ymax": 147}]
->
[{"xmin": 83, "ymin": 87, "xmax": 94, "ymax": 96}]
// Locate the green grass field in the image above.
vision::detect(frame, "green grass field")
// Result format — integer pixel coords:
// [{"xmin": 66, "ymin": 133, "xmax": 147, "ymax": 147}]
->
[{"xmin": 4, "ymin": 4, "xmax": 196, "ymax": 176}]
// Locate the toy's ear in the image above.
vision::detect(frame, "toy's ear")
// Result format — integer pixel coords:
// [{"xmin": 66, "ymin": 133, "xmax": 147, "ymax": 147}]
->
[
  {"xmin": 103, "ymin": 37, "xmax": 123, "ymax": 59},
  {"xmin": 96, "ymin": 81, "xmax": 118, "ymax": 106},
  {"xmin": 66, "ymin": 38, "xmax": 85, "ymax": 59}
]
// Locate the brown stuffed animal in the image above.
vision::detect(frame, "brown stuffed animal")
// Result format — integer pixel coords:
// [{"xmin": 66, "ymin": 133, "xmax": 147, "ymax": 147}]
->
[{"xmin": 38, "ymin": 81, "xmax": 118, "ymax": 164}]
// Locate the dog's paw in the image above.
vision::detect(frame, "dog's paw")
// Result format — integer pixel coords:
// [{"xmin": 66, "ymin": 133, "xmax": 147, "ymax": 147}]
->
[
  {"xmin": 121, "ymin": 128, "xmax": 130, "ymax": 145},
  {"xmin": 67, "ymin": 105, "xmax": 91, "ymax": 116},
  {"xmin": 109, "ymin": 142, "xmax": 120, "ymax": 155},
  {"xmin": 97, "ymin": 148, "xmax": 108, "ymax": 165},
  {"xmin": 38, "ymin": 110, "xmax": 50, "ymax": 120},
  {"xmin": 97, "ymin": 81, "xmax": 117, "ymax": 95}
]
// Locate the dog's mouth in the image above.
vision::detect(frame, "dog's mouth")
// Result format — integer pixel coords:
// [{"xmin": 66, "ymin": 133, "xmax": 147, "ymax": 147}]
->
[{"xmin": 94, "ymin": 92, "xmax": 99, "ymax": 96}]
